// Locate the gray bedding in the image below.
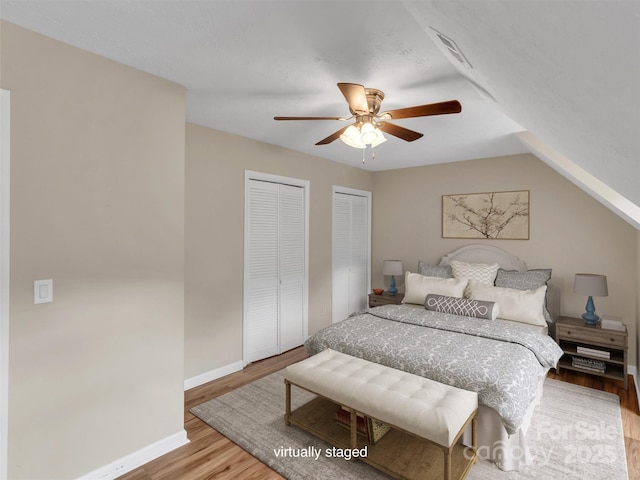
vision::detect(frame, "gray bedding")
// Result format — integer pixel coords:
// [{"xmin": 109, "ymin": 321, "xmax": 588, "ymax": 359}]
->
[{"xmin": 304, "ymin": 304, "xmax": 563, "ymax": 435}]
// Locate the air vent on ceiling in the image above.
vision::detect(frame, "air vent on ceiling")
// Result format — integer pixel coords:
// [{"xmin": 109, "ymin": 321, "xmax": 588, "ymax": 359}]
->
[{"xmin": 430, "ymin": 27, "xmax": 473, "ymax": 70}]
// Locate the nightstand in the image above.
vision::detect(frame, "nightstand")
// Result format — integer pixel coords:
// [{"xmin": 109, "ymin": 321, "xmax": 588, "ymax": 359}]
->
[
  {"xmin": 554, "ymin": 316, "xmax": 628, "ymax": 390},
  {"xmin": 368, "ymin": 292, "xmax": 404, "ymax": 307}
]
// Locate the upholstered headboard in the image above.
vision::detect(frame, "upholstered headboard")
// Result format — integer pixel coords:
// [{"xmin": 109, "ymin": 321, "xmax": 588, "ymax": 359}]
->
[
  {"xmin": 437, "ymin": 244, "xmax": 560, "ymax": 323},
  {"xmin": 438, "ymin": 244, "xmax": 527, "ymax": 271}
]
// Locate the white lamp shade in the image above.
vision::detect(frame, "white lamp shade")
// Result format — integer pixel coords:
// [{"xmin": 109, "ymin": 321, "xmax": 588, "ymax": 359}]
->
[
  {"xmin": 340, "ymin": 125, "xmax": 365, "ymax": 148},
  {"xmin": 574, "ymin": 273, "xmax": 608, "ymax": 297},
  {"xmin": 382, "ymin": 260, "xmax": 403, "ymax": 276}
]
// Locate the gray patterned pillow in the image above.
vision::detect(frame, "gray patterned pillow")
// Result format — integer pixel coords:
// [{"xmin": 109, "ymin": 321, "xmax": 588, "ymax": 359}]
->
[
  {"xmin": 495, "ymin": 269, "xmax": 553, "ymax": 323},
  {"xmin": 417, "ymin": 261, "xmax": 453, "ymax": 278},
  {"xmin": 425, "ymin": 293, "xmax": 499, "ymax": 320}
]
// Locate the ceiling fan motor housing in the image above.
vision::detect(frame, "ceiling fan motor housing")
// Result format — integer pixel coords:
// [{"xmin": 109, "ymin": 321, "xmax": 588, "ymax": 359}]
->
[{"xmin": 362, "ymin": 88, "xmax": 384, "ymax": 115}]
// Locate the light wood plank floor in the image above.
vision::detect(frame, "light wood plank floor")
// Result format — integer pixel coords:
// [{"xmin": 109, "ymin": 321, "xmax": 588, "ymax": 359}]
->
[{"xmin": 119, "ymin": 347, "xmax": 639, "ymax": 479}]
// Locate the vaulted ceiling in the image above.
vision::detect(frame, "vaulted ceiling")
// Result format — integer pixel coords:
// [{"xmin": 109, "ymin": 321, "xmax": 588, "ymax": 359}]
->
[{"xmin": 1, "ymin": 0, "xmax": 638, "ymax": 227}]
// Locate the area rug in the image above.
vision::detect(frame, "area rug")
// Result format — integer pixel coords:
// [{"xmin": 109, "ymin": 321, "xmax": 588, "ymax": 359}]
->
[{"xmin": 191, "ymin": 371, "xmax": 628, "ymax": 480}]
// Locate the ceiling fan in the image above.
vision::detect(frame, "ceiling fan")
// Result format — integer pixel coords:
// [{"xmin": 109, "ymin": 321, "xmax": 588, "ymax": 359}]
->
[{"xmin": 274, "ymin": 82, "xmax": 462, "ymax": 148}]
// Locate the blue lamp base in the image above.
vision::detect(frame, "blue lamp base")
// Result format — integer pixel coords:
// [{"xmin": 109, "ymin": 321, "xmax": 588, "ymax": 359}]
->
[
  {"xmin": 581, "ymin": 295, "xmax": 600, "ymax": 326},
  {"xmin": 388, "ymin": 275, "xmax": 398, "ymax": 296}
]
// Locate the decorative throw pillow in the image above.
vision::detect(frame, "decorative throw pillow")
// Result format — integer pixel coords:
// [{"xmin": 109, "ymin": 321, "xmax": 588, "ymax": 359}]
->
[
  {"xmin": 468, "ymin": 280, "xmax": 547, "ymax": 327},
  {"xmin": 495, "ymin": 268, "xmax": 553, "ymax": 323},
  {"xmin": 417, "ymin": 261, "xmax": 453, "ymax": 278},
  {"xmin": 495, "ymin": 268, "xmax": 551, "ymax": 290},
  {"xmin": 425, "ymin": 294, "xmax": 500, "ymax": 320},
  {"xmin": 450, "ymin": 260, "xmax": 500, "ymax": 298},
  {"xmin": 401, "ymin": 272, "xmax": 467, "ymax": 305}
]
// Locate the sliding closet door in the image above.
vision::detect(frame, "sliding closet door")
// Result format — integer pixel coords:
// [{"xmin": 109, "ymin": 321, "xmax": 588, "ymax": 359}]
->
[
  {"xmin": 244, "ymin": 172, "xmax": 308, "ymax": 365},
  {"xmin": 332, "ymin": 188, "xmax": 371, "ymax": 323}
]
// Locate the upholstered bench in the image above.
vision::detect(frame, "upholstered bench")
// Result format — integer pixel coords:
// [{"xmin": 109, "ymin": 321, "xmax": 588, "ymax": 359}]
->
[{"xmin": 284, "ymin": 348, "xmax": 478, "ymax": 480}]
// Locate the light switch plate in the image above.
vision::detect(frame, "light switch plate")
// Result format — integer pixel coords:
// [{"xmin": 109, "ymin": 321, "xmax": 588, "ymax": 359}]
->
[{"xmin": 34, "ymin": 279, "xmax": 53, "ymax": 304}]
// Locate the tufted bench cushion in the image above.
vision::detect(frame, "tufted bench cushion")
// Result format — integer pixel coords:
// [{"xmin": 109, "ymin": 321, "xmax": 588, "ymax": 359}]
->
[{"xmin": 285, "ymin": 348, "xmax": 478, "ymax": 448}]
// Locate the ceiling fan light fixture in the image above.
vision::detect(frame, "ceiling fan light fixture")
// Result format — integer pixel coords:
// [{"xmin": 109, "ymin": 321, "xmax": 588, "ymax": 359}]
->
[{"xmin": 340, "ymin": 122, "xmax": 386, "ymax": 149}]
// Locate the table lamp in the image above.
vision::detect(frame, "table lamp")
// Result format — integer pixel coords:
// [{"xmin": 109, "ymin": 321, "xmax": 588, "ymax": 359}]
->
[
  {"xmin": 573, "ymin": 273, "xmax": 608, "ymax": 325},
  {"xmin": 383, "ymin": 260, "xmax": 403, "ymax": 296}
]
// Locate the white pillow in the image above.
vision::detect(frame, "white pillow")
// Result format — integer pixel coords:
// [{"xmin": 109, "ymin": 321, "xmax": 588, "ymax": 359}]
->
[
  {"xmin": 468, "ymin": 280, "xmax": 548, "ymax": 327},
  {"xmin": 401, "ymin": 271, "xmax": 467, "ymax": 305},
  {"xmin": 450, "ymin": 260, "xmax": 500, "ymax": 298}
]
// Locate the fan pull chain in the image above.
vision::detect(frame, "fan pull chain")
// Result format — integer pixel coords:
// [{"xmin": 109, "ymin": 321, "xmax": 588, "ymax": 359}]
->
[{"xmin": 361, "ymin": 145, "xmax": 376, "ymax": 164}]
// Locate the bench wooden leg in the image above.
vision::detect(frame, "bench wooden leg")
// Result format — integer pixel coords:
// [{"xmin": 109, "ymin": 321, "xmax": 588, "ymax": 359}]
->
[
  {"xmin": 472, "ymin": 415, "xmax": 478, "ymax": 463},
  {"xmin": 349, "ymin": 408, "xmax": 357, "ymax": 449},
  {"xmin": 444, "ymin": 447, "xmax": 451, "ymax": 480},
  {"xmin": 284, "ymin": 379, "xmax": 291, "ymax": 426}
]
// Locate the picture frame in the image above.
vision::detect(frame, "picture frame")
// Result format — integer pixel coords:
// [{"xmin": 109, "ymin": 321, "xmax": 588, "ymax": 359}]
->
[{"xmin": 442, "ymin": 190, "xmax": 530, "ymax": 240}]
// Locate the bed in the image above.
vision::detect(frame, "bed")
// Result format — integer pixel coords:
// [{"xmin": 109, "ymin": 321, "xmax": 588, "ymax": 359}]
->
[{"xmin": 304, "ymin": 245, "xmax": 564, "ymax": 471}]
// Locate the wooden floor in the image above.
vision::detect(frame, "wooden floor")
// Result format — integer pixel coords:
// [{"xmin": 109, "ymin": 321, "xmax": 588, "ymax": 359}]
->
[{"xmin": 119, "ymin": 347, "xmax": 639, "ymax": 480}]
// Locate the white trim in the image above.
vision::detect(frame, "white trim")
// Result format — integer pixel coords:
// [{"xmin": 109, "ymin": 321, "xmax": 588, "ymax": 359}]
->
[
  {"xmin": 0, "ymin": 88, "xmax": 10, "ymax": 480},
  {"xmin": 628, "ymin": 365, "xmax": 639, "ymax": 403},
  {"xmin": 243, "ymin": 170, "xmax": 310, "ymax": 367},
  {"xmin": 75, "ymin": 430, "xmax": 189, "ymax": 480},
  {"xmin": 184, "ymin": 360, "xmax": 244, "ymax": 391},
  {"xmin": 517, "ymin": 130, "xmax": 640, "ymax": 229},
  {"xmin": 331, "ymin": 186, "xmax": 372, "ymax": 324}
]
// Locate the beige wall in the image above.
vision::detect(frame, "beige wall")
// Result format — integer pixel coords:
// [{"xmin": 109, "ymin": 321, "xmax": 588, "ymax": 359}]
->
[
  {"xmin": 2, "ymin": 22, "xmax": 186, "ymax": 479},
  {"xmin": 372, "ymin": 153, "xmax": 638, "ymax": 366},
  {"xmin": 184, "ymin": 123, "xmax": 373, "ymax": 379}
]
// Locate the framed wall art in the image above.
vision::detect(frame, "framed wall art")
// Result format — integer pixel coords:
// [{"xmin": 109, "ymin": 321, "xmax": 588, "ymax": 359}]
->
[{"xmin": 442, "ymin": 190, "xmax": 529, "ymax": 240}]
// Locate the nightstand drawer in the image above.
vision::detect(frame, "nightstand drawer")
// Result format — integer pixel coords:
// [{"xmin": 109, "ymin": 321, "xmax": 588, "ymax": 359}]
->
[
  {"xmin": 557, "ymin": 325, "xmax": 626, "ymax": 347},
  {"xmin": 369, "ymin": 296, "xmax": 389, "ymax": 307},
  {"xmin": 368, "ymin": 293, "xmax": 404, "ymax": 307}
]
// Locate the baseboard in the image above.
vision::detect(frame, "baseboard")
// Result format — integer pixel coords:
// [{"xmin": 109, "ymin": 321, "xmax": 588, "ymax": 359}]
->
[
  {"xmin": 184, "ymin": 360, "xmax": 244, "ymax": 391},
  {"xmin": 628, "ymin": 365, "xmax": 639, "ymax": 401},
  {"xmin": 76, "ymin": 429, "xmax": 188, "ymax": 480}
]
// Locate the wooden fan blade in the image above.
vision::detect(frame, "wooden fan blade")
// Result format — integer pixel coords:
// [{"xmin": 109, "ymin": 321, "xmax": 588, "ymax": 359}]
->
[
  {"xmin": 378, "ymin": 122, "xmax": 423, "ymax": 142},
  {"xmin": 337, "ymin": 83, "xmax": 369, "ymax": 114},
  {"xmin": 316, "ymin": 126, "xmax": 349, "ymax": 145},
  {"xmin": 381, "ymin": 100, "xmax": 462, "ymax": 120},
  {"xmin": 274, "ymin": 116, "xmax": 346, "ymax": 121}
]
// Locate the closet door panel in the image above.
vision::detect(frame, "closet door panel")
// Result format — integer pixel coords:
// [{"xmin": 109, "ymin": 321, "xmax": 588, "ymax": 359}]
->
[
  {"xmin": 278, "ymin": 185, "xmax": 305, "ymax": 352},
  {"xmin": 348, "ymin": 195, "xmax": 369, "ymax": 314},
  {"xmin": 332, "ymin": 191, "xmax": 369, "ymax": 323},
  {"xmin": 331, "ymin": 193, "xmax": 352, "ymax": 323},
  {"xmin": 245, "ymin": 181, "xmax": 280, "ymax": 363}
]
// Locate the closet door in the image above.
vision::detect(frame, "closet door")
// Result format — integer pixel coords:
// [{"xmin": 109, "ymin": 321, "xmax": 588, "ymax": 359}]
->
[
  {"xmin": 244, "ymin": 174, "xmax": 308, "ymax": 365},
  {"xmin": 245, "ymin": 180, "xmax": 280, "ymax": 363},
  {"xmin": 332, "ymin": 190, "xmax": 370, "ymax": 323}
]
